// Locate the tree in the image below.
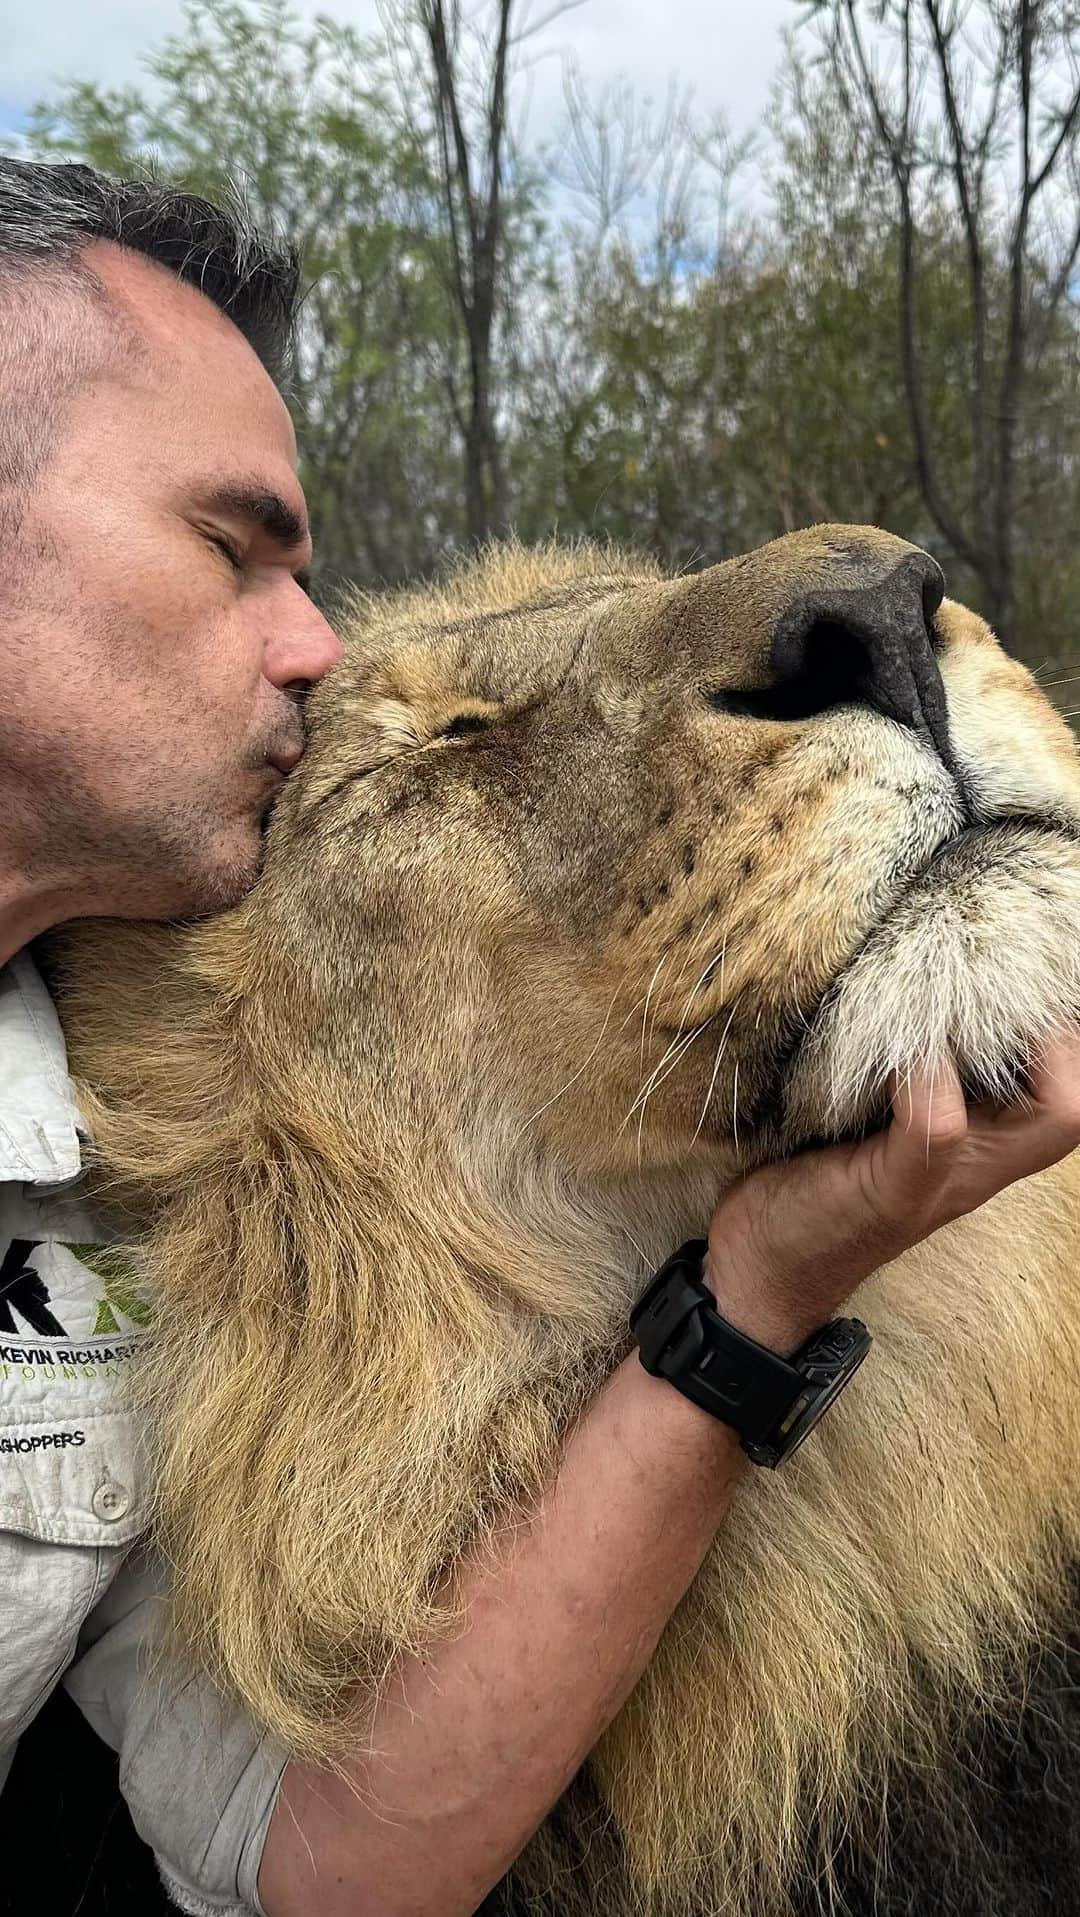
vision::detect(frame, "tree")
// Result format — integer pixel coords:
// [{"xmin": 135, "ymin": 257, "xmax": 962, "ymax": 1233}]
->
[
  {"xmin": 509, "ymin": 78, "xmax": 762, "ymax": 568},
  {"xmin": 811, "ymin": 0, "xmax": 1080, "ymax": 650},
  {"xmin": 387, "ymin": 0, "xmax": 578, "ymax": 545},
  {"xmin": 416, "ymin": 0, "xmax": 514, "ymax": 542}
]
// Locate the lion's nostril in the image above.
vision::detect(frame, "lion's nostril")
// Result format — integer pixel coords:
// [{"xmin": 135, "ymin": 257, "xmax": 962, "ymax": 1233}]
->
[
  {"xmin": 923, "ymin": 566, "xmax": 945, "ymax": 633},
  {"xmin": 711, "ymin": 621, "xmax": 872, "ymax": 724},
  {"xmin": 712, "ymin": 550, "xmax": 957, "ymax": 775},
  {"xmin": 777, "ymin": 552, "xmax": 955, "ymax": 770}
]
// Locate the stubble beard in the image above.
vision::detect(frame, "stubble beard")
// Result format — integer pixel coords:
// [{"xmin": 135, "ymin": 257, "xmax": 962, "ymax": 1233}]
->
[
  {"xmin": 23, "ymin": 769, "xmax": 271, "ymax": 929},
  {"xmin": 114, "ymin": 793, "xmax": 270, "ymax": 921}
]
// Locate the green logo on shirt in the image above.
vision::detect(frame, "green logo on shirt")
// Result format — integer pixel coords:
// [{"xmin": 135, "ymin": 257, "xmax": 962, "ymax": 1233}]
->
[{"xmin": 61, "ymin": 1244, "xmax": 153, "ymax": 1335}]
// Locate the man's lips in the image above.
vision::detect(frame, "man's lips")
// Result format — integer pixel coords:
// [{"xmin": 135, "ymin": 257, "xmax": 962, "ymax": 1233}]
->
[{"xmin": 266, "ymin": 742, "xmax": 304, "ymax": 775}]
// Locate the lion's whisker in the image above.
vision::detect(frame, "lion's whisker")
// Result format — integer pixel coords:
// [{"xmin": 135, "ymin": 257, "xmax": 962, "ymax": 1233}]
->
[
  {"xmin": 713, "ymin": 932, "xmax": 728, "ymax": 1011},
  {"xmin": 623, "ymin": 921, "xmax": 733, "ymax": 1163},
  {"xmin": 631, "ymin": 1022, "xmax": 710, "ymax": 1167},
  {"xmin": 619, "ymin": 1220, "xmax": 651, "ymax": 1272},
  {"xmin": 640, "ymin": 949, "xmax": 672, "ymax": 1075},
  {"xmin": 670, "ymin": 943, "xmax": 728, "ymax": 1050},
  {"xmin": 513, "ymin": 983, "xmax": 624, "ymax": 1140},
  {"xmin": 621, "ymin": 1013, "xmax": 714, "ymax": 1165},
  {"xmin": 626, "ymin": 1018, "xmax": 707, "ymax": 1129},
  {"xmin": 690, "ymin": 1002, "xmax": 739, "ymax": 1150},
  {"xmin": 655, "ymin": 891, "xmax": 722, "ymax": 1006}
]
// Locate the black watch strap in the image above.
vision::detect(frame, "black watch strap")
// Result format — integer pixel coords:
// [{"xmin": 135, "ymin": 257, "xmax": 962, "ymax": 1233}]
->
[{"xmin": 630, "ymin": 1239, "xmax": 806, "ymax": 1441}]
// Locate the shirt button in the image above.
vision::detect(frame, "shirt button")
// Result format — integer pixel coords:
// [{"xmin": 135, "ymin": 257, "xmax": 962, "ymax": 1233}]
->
[{"xmin": 92, "ymin": 1481, "xmax": 130, "ymax": 1522}]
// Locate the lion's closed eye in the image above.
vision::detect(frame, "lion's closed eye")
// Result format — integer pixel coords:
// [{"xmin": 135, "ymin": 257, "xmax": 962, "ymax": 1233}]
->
[
  {"xmin": 435, "ymin": 706, "xmax": 498, "ymax": 743},
  {"xmin": 437, "ymin": 705, "xmax": 494, "ymax": 732}
]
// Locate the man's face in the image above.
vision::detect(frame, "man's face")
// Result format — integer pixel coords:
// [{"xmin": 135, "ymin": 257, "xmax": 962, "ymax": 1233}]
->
[{"xmin": 3, "ymin": 240, "xmax": 343, "ymax": 926}]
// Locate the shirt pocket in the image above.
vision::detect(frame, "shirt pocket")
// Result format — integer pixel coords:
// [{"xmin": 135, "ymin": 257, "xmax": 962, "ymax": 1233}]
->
[
  {"xmin": 0, "ymin": 1526, "xmax": 117, "ymax": 1749},
  {"xmin": 0, "ymin": 1397, "xmax": 149, "ymax": 1548},
  {"xmin": 0, "ymin": 1392, "xmax": 150, "ymax": 1753}
]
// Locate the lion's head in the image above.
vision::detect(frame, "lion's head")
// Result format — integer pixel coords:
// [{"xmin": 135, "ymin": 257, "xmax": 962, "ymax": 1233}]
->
[
  {"xmin": 51, "ymin": 526, "xmax": 1080, "ymax": 1917},
  {"xmin": 271, "ymin": 526, "xmax": 1080, "ymax": 1168}
]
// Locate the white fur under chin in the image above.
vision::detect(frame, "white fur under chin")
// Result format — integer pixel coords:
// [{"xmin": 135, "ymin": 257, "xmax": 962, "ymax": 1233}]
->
[{"xmin": 783, "ymin": 825, "xmax": 1080, "ymax": 1141}]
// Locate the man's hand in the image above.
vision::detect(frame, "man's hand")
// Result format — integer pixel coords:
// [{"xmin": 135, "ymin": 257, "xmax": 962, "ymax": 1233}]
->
[{"xmin": 706, "ymin": 1028, "xmax": 1080, "ymax": 1353}]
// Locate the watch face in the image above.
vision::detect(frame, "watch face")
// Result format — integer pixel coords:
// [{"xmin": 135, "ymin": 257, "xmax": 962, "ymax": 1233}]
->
[{"xmin": 749, "ymin": 1321, "xmax": 872, "ymax": 1466}]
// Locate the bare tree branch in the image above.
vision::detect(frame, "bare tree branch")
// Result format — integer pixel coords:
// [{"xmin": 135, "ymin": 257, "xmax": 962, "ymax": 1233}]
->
[
  {"xmin": 509, "ymin": 0, "xmax": 586, "ymax": 46},
  {"xmin": 992, "ymin": 0, "xmax": 1037, "ymax": 628},
  {"xmin": 837, "ymin": 0, "xmax": 984, "ymax": 570},
  {"xmin": 1029, "ymin": 201, "xmax": 1080, "ymax": 366},
  {"xmin": 923, "ymin": 0, "xmax": 991, "ymax": 555},
  {"xmin": 822, "ymin": 0, "xmax": 1080, "ymax": 646},
  {"xmin": 418, "ymin": 0, "xmax": 514, "ymax": 539},
  {"xmin": 1028, "ymin": 76, "xmax": 1080, "ymax": 200}
]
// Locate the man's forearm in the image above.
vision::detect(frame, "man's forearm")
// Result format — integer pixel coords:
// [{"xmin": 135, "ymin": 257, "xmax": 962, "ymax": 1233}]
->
[{"xmin": 258, "ymin": 1350, "xmax": 746, "ymax": 1917}]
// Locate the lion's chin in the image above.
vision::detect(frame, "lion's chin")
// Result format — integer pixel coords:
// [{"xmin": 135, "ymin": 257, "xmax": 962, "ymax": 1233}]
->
[{"xmin": 778, "ymin": 820, "xmax": 1080, "ymax": 1146}]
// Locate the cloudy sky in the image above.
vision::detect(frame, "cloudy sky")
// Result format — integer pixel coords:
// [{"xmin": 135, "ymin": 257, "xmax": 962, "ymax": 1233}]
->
[{"xmin": 1, "ymin": 0, "xmax": 801, "ymax": 148}]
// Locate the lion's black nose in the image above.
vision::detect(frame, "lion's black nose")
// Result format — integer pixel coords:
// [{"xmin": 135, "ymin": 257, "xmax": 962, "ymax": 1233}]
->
[{"xmin": 765, "ymin": 548, "xmax": 955, "ymax": 770}]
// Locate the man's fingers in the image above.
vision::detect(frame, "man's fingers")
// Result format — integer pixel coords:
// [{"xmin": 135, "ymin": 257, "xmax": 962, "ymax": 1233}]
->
[
  {"xmin": 1026, "ymin": 1028, "xmax": 1080, "ymax": 1122},
  {"xmin": 709, "ymin": 1028, "xmax": 1080, "ymax": 1341},
  {"xmin": 878, "ymin": 1031, "xmax": 1080, "ymax": 1207},
  {"xmin": 842, "ymin": 1057, "xmax": 969, "ymax": 1238},
  {"xmin": 887, "ymin": 1055, "xmax": 969, "ymax": 1160},
  {"xmin": 964, "ymin": 1028, "xmax": 1080, "ymax": 1172}
]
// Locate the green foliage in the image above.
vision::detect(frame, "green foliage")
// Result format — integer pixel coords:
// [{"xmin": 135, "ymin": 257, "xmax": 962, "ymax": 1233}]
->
[{"xmin": 21, "ymin": 0, "xmax": 1080, "ymax": 690}]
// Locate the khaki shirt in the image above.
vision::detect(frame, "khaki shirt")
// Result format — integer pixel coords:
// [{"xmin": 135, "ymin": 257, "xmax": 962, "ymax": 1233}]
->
[{"xmin": 0, "ymin": 951, "xmax": 287, "ymax": 1915}]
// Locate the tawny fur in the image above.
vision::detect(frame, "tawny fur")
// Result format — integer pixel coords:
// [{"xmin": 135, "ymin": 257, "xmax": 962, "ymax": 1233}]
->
[{"xmin": 48, "ymin": 529, "xmax": 1080, "ymax": 1917}]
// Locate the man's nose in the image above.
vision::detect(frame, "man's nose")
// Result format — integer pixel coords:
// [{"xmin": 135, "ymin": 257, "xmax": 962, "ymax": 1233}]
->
[{"xmin": 263, "ymin": 590, "xmax": 345, "ymax": 691}]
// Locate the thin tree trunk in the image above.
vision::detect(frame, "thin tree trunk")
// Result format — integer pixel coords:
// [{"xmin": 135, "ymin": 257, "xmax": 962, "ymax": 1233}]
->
[{"xmin": 422, "ymin": 0, "xmax": 513, "ymax": 547}]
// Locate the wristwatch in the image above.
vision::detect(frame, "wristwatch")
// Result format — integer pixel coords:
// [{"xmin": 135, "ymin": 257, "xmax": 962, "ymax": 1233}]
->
[{"xmin": 629, "ymin": 1238, "xmax": 871, "ymax": 1468}]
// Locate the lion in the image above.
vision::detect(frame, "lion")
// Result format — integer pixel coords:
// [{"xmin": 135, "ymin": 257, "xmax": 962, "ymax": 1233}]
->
[{"xmin": 48, "ymin": 525, "xmax": 1080, "ymax": 1917}]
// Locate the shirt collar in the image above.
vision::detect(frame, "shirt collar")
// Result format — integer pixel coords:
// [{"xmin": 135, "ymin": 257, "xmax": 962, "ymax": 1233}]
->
[{"xmin": 0, "ymin": 949, "xmax": 83, "ymax": 1187}]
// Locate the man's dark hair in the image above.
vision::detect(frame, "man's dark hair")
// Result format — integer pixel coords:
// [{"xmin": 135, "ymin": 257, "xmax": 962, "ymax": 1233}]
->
[
  {"xmin": 0, "ymin": 157, "xmax": 302, "ymax": 546},
  {"xmin": 0, "ymin": 158, "xmax": 300, "ymax": 382}
]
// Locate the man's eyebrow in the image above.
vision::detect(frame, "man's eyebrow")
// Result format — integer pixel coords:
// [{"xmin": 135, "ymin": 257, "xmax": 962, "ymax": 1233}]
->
[{"xmin": 195, "ymin": 482, "xmax": 312, "ymax": 566}]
